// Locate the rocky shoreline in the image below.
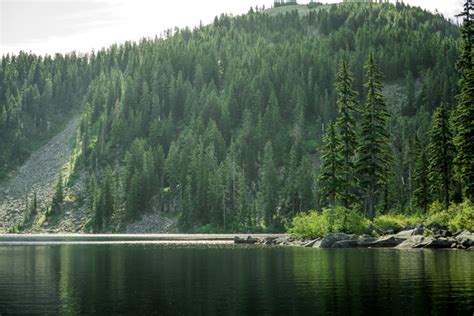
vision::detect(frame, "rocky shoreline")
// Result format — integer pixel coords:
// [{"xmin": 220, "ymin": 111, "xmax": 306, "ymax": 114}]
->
[{"xmin": 235, "ymin": 228, "xmax": 474, "ymax": 250}]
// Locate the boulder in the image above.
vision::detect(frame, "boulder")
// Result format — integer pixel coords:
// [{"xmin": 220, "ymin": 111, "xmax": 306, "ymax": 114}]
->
[
  {"xmin": 303, "ymin": 239, "xmax": 319, "ymax": 248},
  {"xmin": 320, "ymin": 233, "xmax": 351, "ymax": 248},
  {"xmin": 412, "ymin": 224, "xmax": 424, "ymax": 236},
  {"xmin": 312, "ymin": 240, "xmax": 322, "ymax": 248},
  {"xmin": 263, "ymin": 236, "xmax": 278, "ymax": 245},
  {"xmin": 396, "ymin": 229, "xmax": 415, "ymax": 239},
  {"xmin": 234, "ymin": 236, "xmax": 258, "ymax": 244},
  {"xmin": 421, "ymin": 237, "xmax": 456, "ymax": 249},
  {"xmin": 395, "ymin": 235, "xmax": 425, "ymax": 249},
  {"xmin": 357, "ymin": 235, "xmax": 377, "ymax": 247},
  {"xmin": 455, "ymin": 231, "xmax": 474, "ymax": 249},
  {"xmin": 332, "ymin": 240, "xmax": 359, "ymax": 248},
  {"xmin": 439, "ymin": 230, "xmax": 452, "ymax": 238},
  {"xmin": 413, "ymin": 236, "xmax": 435, "ymax": 248},
  {"xmin": 368, "ymin": 236, "xmax": 406, "ymax": 248}
]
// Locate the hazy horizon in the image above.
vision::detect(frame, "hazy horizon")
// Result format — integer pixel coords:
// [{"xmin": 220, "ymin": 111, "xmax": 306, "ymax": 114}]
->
[{"xmin": 0, "ymin": 0, "xmax": 464, "ymax": 56}]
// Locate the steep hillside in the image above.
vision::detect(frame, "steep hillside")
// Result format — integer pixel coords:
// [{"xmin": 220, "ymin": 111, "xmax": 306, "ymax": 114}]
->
[
  {"xmin": 0, "ymin": 2, "xmax": 462, "ymax": 233},
  {"xmin": 0, "ymin": 117, "xmax": 81, "ymax": 232}
]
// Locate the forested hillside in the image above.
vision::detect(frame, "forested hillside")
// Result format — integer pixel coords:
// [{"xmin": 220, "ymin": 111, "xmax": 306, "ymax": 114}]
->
[
  {"xmin": 0, "ymin": 53, "xmax": 90, "ymax": 178},
  {"xmin": 1, "ymin": 2, "xmax": 467, "ymax": 232}
]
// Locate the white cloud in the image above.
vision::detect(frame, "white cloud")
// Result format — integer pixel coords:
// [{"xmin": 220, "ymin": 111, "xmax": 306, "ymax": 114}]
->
[{"xmin": 0, "ymin": 0, "xmax": 463, "ymax": 56}]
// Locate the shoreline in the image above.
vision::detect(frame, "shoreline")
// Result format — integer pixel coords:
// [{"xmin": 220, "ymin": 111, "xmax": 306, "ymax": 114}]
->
[{"xmin": 0, "ymin": 232, "xmax": 471, "ymax": 250}]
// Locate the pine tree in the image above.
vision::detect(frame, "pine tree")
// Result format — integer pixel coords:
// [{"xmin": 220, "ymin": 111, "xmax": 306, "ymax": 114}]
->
[
  {"xmin": 334, "ymin": 61, "xmax": 359, "ymax": 208},
  {"xmin": 318, "ymin": 123, "xmax": 343, "ymax": 207},
  {"xmin": 453, "ymin": 0, "xmax": 474, "ymax": 201},
  {"xmin": 51, "ymin": 176, "xmax": 64, "ymax": 213},
  {"xmin": 411, "ymin": 139, "xmax": 430, "ymax": 213},
  {"xmin": 356, "ymin": 54, "xmax": 392, "ymax": 219},
  {"xmin": 428, "ymin": 104, "xmax": 455, "ymax": 209},
  {"xmin": 259, "ymin": 141, "xmax": 279, "ymax": 227}
]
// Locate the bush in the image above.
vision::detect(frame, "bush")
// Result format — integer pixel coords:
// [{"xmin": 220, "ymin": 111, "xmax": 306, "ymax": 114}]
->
[
  {"xmin": 288, "ymin": 211, "xmax": 328, "ymax": 239},
  {"xmin": 425, "ymin": 200, "xmax": 474, "ymax": 232},
  {"xmin": 446, "ymin": 201, "xmax": 474, "ymax": 232},
  {"xmin": 288, "ymin": 207, "xmax": 368, "ymax": 239},
  {"xmin": 372, "ymin": 213, "xmax": 422, "ymax": 232}
]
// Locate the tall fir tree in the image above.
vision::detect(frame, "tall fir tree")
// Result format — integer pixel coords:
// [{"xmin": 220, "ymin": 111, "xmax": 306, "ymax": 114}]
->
[
  {"xmin": 259, "ymin": 141, "xmax": 279, "ymax": 227},
  {"xmin": 334, "ymin": 61, "xmax": 359, "ymax": 208},
  {"xmin": 428, "ymin": 104, "xmax": 455, "ymax": 209},
  {"xmin": 356, "ymin": 53, "xmax": 393, "ymax": 219},
  {"xmin": 453, "ymin": 0, "xmax": 474, "ymax": 201},
  {"xmin": 318, "ymin": 123, "xmax": 343, "ymax": 207},
  {"xmin": 411, "ymin": 139, "xmax": 430, "ymax": 213}
]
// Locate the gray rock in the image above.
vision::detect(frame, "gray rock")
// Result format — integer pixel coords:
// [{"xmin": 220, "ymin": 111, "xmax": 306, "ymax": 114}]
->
[
  {"xmin": 320, "ymin": 233, "xmax": 351, "ymax": 248},
  {"xmin": 412, "ymin": 224, "xmax": 424, "ymax": 236},
  {"xmin": 455, "ymin": 231, "xmax": 474, "ymax": 248},
  {"xmin": 422, "ymin": 237, "xmax": 456, "ymax": 249},
  {"xmin": 312, "ymin": 240, "xmax": 322, "ymax": 248},
  {"xmin": 303, "ymin": 239, "xmax": 319, "ymax": 247},
  {"xmin": 357, "ymin": 235, "xmax": 377, "ymax": 247},
  {"xmin": 413, "ymin": 236, "xmax": 435, "ymax": 248},
  {"xmin": 368, "ymin": 236, "xmax": 406, "ymax": 248},
  {"xmin": 234, "ymin": 236, "xmax": 258, "ymax": 244},
  {"xmin": 396, "ymin": 235, "xmax": 426, "ymax": 248},
  {"xmin": 263, "ymin": 236, "xmax": 278, "ymax": 245},
  {"xmin": 439, "ymin": 229, "xmax": 452, "ymax": 237},
  {"xmin": 396, "ymin": 229, "xmax": 415, "ymax": 239},
  {"xmin": 332, "ymin": 240, "xmax": 359, "ymax": 248}
]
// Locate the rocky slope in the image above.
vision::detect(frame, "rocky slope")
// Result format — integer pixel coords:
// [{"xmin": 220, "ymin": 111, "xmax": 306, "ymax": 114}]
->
[{"xmin": 0, "ymin": 117, "xmax": 81, "ymax": 232}]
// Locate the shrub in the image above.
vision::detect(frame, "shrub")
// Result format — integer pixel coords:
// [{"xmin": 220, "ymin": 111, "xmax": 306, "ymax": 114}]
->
[
  {"xmin": 288, "ymin": 211, "xmax": 328, "ymax": 239},
  {"xmin": 447, "ymin": 200, "xmax": 474, "ymax": 232},
  {"xmin": 372, "ymin": 213, "xmax": 422, "ymax": 232},
  {"xmin": 288, "ymin": 207, "xmax": 368, "ymax": 239},
  {"xmin": 425, "ymin": 200, "xmax": 474, "ymax": 232}
]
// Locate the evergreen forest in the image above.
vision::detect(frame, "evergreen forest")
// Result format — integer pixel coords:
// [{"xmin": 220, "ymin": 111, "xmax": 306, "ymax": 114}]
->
[{"xmin": 1, "ymin": 2, "xmax": 472, "ymax": 233}]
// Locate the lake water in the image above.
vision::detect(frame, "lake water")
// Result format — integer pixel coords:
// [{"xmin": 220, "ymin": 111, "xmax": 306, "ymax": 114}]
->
[{"xmin": 0, "ymin": 243, "xmax": 473, "ymax": 315}]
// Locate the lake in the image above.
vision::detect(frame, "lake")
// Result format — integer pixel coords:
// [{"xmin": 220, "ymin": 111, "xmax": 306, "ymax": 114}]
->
[{"xmin": 0, "ymin": 242, "xmax": 473, "ymax": 315}]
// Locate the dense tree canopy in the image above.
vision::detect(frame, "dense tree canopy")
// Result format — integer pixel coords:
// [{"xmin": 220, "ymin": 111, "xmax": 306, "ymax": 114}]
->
[{"xmin": 1, "ymin": 2, "xmax": 464, "ymax": 231}]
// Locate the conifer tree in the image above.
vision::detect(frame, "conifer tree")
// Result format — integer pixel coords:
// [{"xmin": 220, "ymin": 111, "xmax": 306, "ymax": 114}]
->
[
  {"xmin": 318, "ymin": 123, "xmax": 343, "ymax": 207},
  {"xmin": 334, "ymin": 61, "xmax": 359, "ymax": 208},
  {"xmin": 356, "ymin": 54, "xmax": 392, "ymax": 219},
  {"xmin": 453, "ymin": 0, "xmax": 474, "ymax": 201},
  {"xmin": 428, "ymin": 104, "xmax": 455, "ymax": 209},
  {"xmin": 411, "ymin": 139, "xmax": 430, "ymax": 213},
  {"xmin": 52, "ymin": 176, "xmax": 64, "ymax": 213},
  {"xmin": 259, "ymin": 141, "xmax": 279, "ymax": 227}
]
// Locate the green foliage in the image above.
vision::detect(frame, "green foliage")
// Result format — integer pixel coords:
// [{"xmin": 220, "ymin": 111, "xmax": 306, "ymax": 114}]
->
[
  {"xmin": 426, "ymin": 200, "xmax": 474, "ymax": 232},
  {"xmin": 318, "ymin": 123, "xmax": 343, "ymax": 207},
  {"xmin": 7, "ymin": 224, "xmax": 23, "ymax": 233},
  {"xmin": 453, "ymin": 1, "xmax": 474, "ymax": 201},
  {"xmin": 372, "ymin": 213, "xmax": 422, "ymax": 232},
  {"xmin": 428, "ymin": 104, "xmax": 455, "ymax": 209},
  {"xmin": 0, "ymin": 53, "xmax": 90, "ymax": 178},
  {"xmin": 2, "ymin": 3, "xmax": 462, "ymax": 232},
  {"xmin": 51, "ymin": 176, "xmax": 64, "ymax": 213},
  {"xmin": 356, "ymin": 53, "xmax": 393, "ymax": 219},
  {"xmin": 411, "ymin": 139, "xmax": 430, "ymax": 212},
  {"xmin": 288, "ymin": 211, "xmax": 328, "ymax": 239},
  {"xmin": 288, "ymin": 207, "xmax": 368, "ymax": 239},
  {"xmin": 447, "ymin": 200, "xmax": 474, "ymax": 232},
  {"xmin": 334, "ymin": 61, "xmax": 359, "ymax": 208}
]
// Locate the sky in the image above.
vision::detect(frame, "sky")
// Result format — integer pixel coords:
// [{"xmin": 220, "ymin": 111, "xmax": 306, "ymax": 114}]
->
[{"xmin": 0, "ymin": 0, "xmax": 464, "ymax": 56}]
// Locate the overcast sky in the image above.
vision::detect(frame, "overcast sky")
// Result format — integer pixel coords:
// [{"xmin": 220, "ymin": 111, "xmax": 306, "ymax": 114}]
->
[{"xmin": 0, "ymin": 0, "xmax": 464, "ymax": 56}]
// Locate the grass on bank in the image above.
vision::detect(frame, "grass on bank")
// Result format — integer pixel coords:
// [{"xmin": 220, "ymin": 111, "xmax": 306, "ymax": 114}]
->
[{"xmin": 288, "ymin": 200, "xmax": 474, "ymax": 239}]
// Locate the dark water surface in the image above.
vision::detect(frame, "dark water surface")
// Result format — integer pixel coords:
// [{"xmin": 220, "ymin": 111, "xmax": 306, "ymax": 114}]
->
[{"xmin": 0, "ymin": 243, "xmax": 472, "ymax": 315}]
